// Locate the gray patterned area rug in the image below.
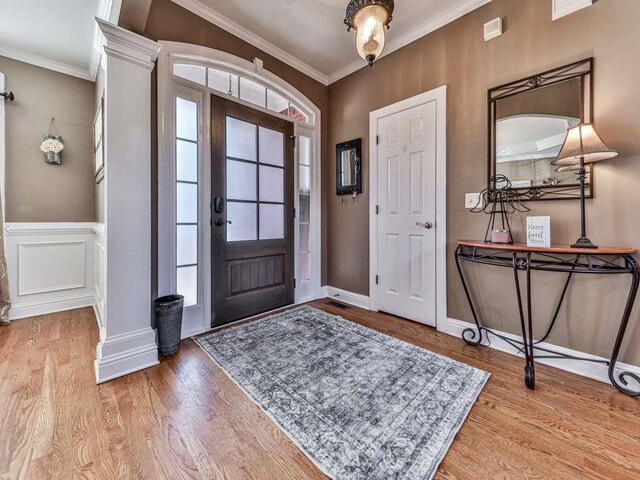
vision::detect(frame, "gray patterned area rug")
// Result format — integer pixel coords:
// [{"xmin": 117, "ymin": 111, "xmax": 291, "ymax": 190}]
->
[{"xmin": 195, "ymin": 306, "xmax": 489, "ymax": 480}]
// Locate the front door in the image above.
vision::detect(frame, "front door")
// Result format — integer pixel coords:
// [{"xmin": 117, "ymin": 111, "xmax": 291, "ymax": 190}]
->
[
  {"xmin": 211, "ymin": 95, "xmax": 295, "ymax": 326},
  {"xmin": 376, "ymin": 101, "xmax": 437, "ymax": 326}
]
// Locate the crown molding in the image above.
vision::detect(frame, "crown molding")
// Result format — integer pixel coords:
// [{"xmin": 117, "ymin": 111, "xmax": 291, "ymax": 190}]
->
[
  {"xmin": 97, "ymin": 19, "xmax": 161, "ymax": 70},
  {"xmin": 170, "ymin": 0, "xmax": 329, "ymax": 86},
  {"xmin": 0, "ymin": 46, "xmax": 94, "ymax": 81},
  {"xmin": 328, "ymin": 0, "xmax": 492, "ymax": 84}
]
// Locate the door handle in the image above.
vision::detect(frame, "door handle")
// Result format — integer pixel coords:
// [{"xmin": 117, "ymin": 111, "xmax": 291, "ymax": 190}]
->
[
  {"xmin": 416, "ymin": 221, "xmax": 433, "ymax": 229},
  {"xmin": 215, "ymin": 219, "xmax": 232, "ymax": 227}
]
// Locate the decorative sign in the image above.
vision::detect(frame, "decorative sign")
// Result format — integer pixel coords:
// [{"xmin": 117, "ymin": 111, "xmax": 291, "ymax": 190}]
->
[{"xmin": 527, "ymin": 216, "xmax": 551, "ymax": 248}]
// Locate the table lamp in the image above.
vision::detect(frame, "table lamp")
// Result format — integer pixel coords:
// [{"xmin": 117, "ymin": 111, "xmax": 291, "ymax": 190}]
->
[{"xmin": 552, "ymin": 123, "xmax": 618, "ymax": 248}]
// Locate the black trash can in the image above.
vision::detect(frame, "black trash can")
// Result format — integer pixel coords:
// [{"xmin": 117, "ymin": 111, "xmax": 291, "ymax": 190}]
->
[{"xmin": 155, "ymin": 294, "xmax": 184, "ymax": 355}]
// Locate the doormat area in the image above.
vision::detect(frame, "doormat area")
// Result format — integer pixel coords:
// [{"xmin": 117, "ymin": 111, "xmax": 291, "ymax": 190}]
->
[{"xmin": 195, "ymin": 305, "xmax": 489, "ymax": 480}]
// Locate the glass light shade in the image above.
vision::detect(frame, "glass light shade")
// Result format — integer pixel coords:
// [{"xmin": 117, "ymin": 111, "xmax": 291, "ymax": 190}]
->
[
  {"xmin": 552, "ymin": 123, "xmax": 618, "ymax": 166},
  {"xmin": 353, "ymin": 5, "xmax": 388, "ymax": 66}
]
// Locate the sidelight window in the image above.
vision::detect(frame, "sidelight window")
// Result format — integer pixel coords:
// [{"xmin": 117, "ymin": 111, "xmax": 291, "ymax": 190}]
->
[
  {"xmin": 298, "ymin": 134, "xmax": 312, "ymax": 281},
  {"xmin": 175, "ymin": 96, "xmax": 199, "ymax": 307}
]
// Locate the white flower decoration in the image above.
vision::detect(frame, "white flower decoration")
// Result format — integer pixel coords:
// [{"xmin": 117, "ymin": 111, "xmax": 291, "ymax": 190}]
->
[{"xmin": 40, "ymin": 138, "xmax": 64, "ymax": 154}]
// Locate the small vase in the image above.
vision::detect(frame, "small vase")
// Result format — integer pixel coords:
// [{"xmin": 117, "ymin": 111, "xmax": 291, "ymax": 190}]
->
[{"xmin": 44, "ymin": 135, "xmax": 63, "ymax": 165}]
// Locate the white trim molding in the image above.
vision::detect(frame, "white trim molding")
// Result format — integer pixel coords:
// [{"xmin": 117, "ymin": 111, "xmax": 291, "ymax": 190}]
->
[
  {"xmin": 325, "ymin": 287, "xmax": 371, "ymax": 310},
  {"xmin": 170, "ymin": 0, "xmax": 329, "ymax": 85},
  {"xmin": 328, "ymin": 0, "xmax": 492, "ymax": 83},
  {"xmin": 446, "ymin": 318, "xmax": 640, "ymax": 388},
  {"xmin": 369, "ymin": 86, "xmax": 448, "ymax": 332},
  {"xmin": 0, "ymin": 46, "xmax": 96, "ymax": 81},
  {"xmin": 94, "ymin": 20, "xmax": 161, "ymax": 383},
  {"xmin": 95, "ymin": 328, "xmax": 159, "ymax": 384},
  {"xmin": 552, "ymin": 0, "xmax": 593, "ymax": 21}
]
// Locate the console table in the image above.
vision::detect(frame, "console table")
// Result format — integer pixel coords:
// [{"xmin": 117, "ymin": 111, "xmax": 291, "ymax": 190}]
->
[{"xmin": 455, "ymin": 240, "xmax": 640, "ymax": 396}]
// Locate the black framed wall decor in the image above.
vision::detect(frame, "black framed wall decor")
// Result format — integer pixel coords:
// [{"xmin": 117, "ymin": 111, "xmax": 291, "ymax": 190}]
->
[{"xmin": 336, "ymin": 138, "xmax": 362, "ymax": 195}]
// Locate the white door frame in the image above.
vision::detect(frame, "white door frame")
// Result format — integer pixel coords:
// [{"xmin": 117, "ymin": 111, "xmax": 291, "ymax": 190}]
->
[
  {"xmin": 369, "ymin": 85, "xmax": 448, "ymax": 333},
  {"xmin": 157, "ymin": 42, "xmax": 323, "ymax": 338}
]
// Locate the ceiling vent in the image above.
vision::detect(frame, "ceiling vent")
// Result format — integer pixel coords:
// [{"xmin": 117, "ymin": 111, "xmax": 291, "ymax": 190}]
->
[
  {"xmin": 552, "ymin": 0, "xmax": 593, "ymax": 20},
  {"xmin": 484, "ymin": 18, "xmax": 503, "ymax": 42}
]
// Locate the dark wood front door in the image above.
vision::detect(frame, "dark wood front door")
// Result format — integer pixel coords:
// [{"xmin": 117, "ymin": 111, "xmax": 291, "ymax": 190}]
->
[{"xmin": 211, "ymin": 95, "xmax": 295, "ymax": 326}]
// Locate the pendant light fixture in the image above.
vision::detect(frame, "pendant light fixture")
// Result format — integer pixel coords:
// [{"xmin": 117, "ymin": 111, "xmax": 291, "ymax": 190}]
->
[{"xmin": 344, "ymin": 0, "xmax": 395, "ymax": 67}]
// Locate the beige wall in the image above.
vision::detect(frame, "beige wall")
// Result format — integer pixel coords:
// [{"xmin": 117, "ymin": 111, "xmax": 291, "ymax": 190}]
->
[
  {"xmin": 0, "ymin": 56, "xmax": 95, "ymax": 222},
  {"xmin": 328, "ymin": 0, "xmax": 640, "ymax": 364}
]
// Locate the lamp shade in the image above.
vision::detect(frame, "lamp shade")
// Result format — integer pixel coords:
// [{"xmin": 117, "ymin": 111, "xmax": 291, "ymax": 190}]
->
[{"xmin": 552, "ymin": 123, "xmax": 618, "ymax": 166}]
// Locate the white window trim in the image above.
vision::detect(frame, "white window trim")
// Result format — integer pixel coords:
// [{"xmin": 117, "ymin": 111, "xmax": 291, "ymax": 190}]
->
[{"xmin": 157, "ymin": 42, "xmax": 322, "ymax": 338}]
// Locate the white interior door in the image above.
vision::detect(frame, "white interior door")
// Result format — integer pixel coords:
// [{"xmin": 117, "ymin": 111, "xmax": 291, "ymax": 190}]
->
[{"xmin": 375, "ymin": 101, "xmax": 437, "ymax": 326}]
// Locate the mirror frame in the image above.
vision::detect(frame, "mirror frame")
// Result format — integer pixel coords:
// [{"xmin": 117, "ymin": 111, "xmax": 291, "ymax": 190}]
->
[
  {"xmin": 488, "ymin": 58, "xmax": 593, "ymax": 201},
  {"xmin": 336, "ymin": 138, "xmax": 362, "ymax": 195}
]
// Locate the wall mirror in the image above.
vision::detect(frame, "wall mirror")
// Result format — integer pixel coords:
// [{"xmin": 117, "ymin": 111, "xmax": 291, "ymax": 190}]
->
[
  {"xmin": 488, "ymin": 58, "xmax": 593, "ymax": 200},
  {"xmin": 336, "ymin": 138, "xmax": 362, "ymax": 195}
]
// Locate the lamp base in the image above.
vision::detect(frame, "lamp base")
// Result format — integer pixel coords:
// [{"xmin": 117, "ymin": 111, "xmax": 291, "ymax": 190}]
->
[{"xmin": 571, "ymin": 236, "xmax": 598, "ymax": 249}]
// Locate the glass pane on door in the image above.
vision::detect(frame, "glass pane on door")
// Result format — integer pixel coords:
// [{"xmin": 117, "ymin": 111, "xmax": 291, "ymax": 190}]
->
[
  {"xmin": 227, "ymin": 202, "xmax": 257, "ymax": 241},
  {"xmin": 259, "ymin": 166, "xmax": 284, "ymax": 202},
  {"xmin": 226, "ymin": 117, "xmax": 257, "ymax": 161},
  {"xmin": 227, "ymin": 160, "xmax": 257, "ymax": 201},
  {"xmin": 259, "ymin": 204, "xmax": 284, "ymax": 239},
  {"xmin": 259, "ymin": 127, "xmax": 284, "ymax": 166}
]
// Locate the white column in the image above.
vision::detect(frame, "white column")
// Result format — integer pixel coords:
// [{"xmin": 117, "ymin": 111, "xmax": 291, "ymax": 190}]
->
[{"xmin": 94, "ymin": 19, "xmax": 161, "ymax": 383}]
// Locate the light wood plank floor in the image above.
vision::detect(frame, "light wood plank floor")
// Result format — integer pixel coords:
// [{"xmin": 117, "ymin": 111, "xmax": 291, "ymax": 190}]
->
[{"xmin": 1, "ymin": 301, "xmax": 640, "ymax": 479}]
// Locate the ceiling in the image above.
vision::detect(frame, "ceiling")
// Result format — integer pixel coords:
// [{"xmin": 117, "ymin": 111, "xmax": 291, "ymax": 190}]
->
[
  {"xmin": 185, "ymin": 0, "xmax": 492, "ymax": 84},
  {"xmin": 0, "ymin": 0, "xmax": 120, "ymax": 80}
]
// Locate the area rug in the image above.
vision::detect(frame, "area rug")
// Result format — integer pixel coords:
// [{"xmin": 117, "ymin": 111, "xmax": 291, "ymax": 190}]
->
[{"xmin": 194, "ymin": 305, "xmax": 489, "ymax": 480}]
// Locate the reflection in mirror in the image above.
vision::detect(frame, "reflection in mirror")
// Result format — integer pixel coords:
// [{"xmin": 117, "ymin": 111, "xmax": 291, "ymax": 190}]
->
[
  {"xmin": 496, "ymin": 114, "xmax": 580, "ymax": 188},
  {"xmin": 488, "ymin": 59, "xmax": 593, "ymax": 200},
  {"xmin": 340, "ymin": 149, "xmax": 357, "ymax": 187},
  {"xmin": 336, "ymin": 139, "xmax": 362, "ymax": 195}
]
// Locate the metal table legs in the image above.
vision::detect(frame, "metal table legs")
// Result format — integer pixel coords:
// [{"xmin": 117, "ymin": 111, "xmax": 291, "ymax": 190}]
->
[{"xmin": 455, "ymin": 246, "xmax": 640, "ymax": 396}]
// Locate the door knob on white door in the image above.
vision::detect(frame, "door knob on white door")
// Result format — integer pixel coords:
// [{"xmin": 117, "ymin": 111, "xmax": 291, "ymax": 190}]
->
[{"xmin": 416, "ymin": 221, "xmax": 433, "ymax": 229}]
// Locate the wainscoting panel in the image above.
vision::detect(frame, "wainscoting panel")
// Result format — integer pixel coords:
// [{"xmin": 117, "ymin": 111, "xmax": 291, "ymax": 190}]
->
[
  {"xmin": 18, "ymin": 241, "xmax": 86, "ymax": 295},
  {"xmin": 5, "ymin": 223, "xmax": 99, "ymax": 320}
]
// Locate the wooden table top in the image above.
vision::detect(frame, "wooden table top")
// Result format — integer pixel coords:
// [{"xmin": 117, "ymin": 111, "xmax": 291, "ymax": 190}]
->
[{"xmin": 457, "ymin": 240, "xmax": 637, "ymax": 255}]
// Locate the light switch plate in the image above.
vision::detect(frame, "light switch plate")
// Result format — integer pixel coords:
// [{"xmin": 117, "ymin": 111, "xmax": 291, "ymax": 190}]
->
[{"xmin": 465, "ymin": 193, "xmax": 482, "ymax": 209}]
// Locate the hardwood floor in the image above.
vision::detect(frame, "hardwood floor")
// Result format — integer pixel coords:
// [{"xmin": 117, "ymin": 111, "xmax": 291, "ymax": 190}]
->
[{"xmin": 1, "ymin": 301, "xmax": 639, "ymax": 479}]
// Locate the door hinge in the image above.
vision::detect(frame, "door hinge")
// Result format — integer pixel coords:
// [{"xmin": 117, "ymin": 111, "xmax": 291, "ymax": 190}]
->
[
  {"xmin": 376, "ymin": 135, "xmax": 380, "ymax": 145},
  {"xmin": 375, "ymin": 205, "xmax": 380, "ymax": 215},
  {"xmin": 290, "ymin": 135, "xmax": 297, "ymax": 145},
  {"xmin": 375, "ymin": 275, "xmax": 379, "ymax": 285},
  {"xmin": 293, "ymin": 208, "xmax": 296, "ymax": 219},
  {"xmin": 294, "ymin": 278, "xmax": 297, "ymax": 288}
]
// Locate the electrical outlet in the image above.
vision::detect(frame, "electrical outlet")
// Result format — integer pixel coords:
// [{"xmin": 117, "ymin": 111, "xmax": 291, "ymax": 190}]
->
[{"xmin": 465, "ymin": 193, "xmax": 482, "ymax": 209}]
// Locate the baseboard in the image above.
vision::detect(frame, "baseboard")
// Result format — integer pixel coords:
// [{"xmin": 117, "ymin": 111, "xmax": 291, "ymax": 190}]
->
[
  {"xmin": 94, "ymin": 327, "xmax": 159, "ymax": 383},
  {"xmin": 446, "ymin": 317, "xmax": 640, "ymax": 387},
  {"xmin": 325, "ymin": 286, "xmax": 370, "ymax": 310},
  {"xmin": 8, "ymin": 293, "xmax": 95, "ymax": 320}
]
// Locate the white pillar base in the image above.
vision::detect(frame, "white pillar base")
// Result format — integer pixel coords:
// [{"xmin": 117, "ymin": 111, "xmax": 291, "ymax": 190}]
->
[{"xmin": 95, "ymin": 327, "xmax": 158, "ymax": 383}]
